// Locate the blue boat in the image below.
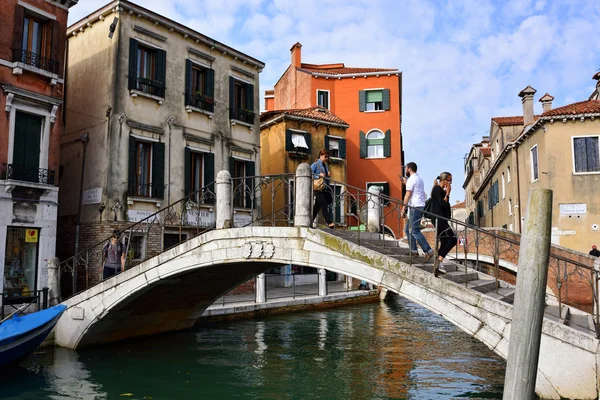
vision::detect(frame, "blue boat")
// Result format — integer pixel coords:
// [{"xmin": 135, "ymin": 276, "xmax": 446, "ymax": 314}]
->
[{"xmin": 0, "ymin": 304, "xmax": 66, "ymax": 366}]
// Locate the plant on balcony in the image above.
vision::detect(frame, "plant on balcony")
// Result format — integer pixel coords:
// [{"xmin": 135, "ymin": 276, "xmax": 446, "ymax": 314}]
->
[
  {"xmin": 240, "ymin": 108, "xmax": 255, "ymax": 116},
  {"xmin": 194, "ymin": 91, "xmax": 214, "ymax": 104}
]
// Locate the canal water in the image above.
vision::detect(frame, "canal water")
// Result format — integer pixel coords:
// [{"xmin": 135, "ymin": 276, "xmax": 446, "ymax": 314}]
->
[{"xmin": 1, "ymin": 297, "xmax": 505, "ymax": 399}]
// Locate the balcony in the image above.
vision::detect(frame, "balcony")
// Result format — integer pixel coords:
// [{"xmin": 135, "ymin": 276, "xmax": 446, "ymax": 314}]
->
[
  {"xmin": 186, "ymin": 93, "xmax": 215, "ymax": 113},
  {"xmin": 5, "ymin": 164, "xmax": 55, "ymax": 185},
  {"xmin": 129, "ymin": 77, "xmax": 165, "ymax": 99},
  {"xmin": 13, "ymin": 49, "xmax": 59, "ymax": 75},
  {"xmin": 128, "ymin": 182, "xmax": 164, "ymax": 199},
  {"xmin": 230, "ymin": 108, "xmax": 256, "ymax": 125}
]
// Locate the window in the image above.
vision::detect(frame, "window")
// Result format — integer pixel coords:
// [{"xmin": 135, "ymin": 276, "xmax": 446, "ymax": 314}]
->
[
  {"xmin": 367, "ymin": 182, "xmax": 390, "ymax": 206},
  {"xmin": 508, "ymin": 198, "xmax": 513, "ymax": 216},
  {"xmin": 14, "ymin": 9, "xmax": 58, "ymax": 74},
  {"xmin": 9, "ymin": 111, "xmax": 45, "ymax": 184},
  {"xmin": 185, "ymin": 149, "xmax": 214, "ymax": 204},
  {"xmin": 230, "ymin": 157, "xmax": 255, "ymax": 208},
  {"xmin": 163, "ymin": 233, "xmax": 188, "ymax": 251},
  {"xmin": 317, "ymin": 90, "xmax": 329, "ymax": 109},
  {"xmin": 185, "ymin": 60, "xmax": 215, "ymax": 112},
  {"xmin": 128, "ymin": 137, "xmax": 165, "ymax": 199},
  {"xmin": 128, "ymin": 39, "xmax": 166, "ymax": 98},
  {"xmin": 229, "ymin": 78, "xmax": 255, "ymax": 124},
  {"xmin": 507, "ymin": 165, "xmax": 511, "ymax": 182},
  {"xmin": 330, "ymin": 184, "xmax": 345, "ymax": 224},
  {"xmin": 325, "ymin": 136, "xmax": 346, "ymax": 159},
  {"xmin": 367, "ymin": 131, "xmax": 384, "ymax": 157},
  {"xmin": 573, "ymin": 136, "xmax": 600, "ymax": 173},
  {"xmin": 359, "ymin": 89, "xmax": 390, "ymax": 112},
  {"xmin": 501, "ymin": 172, "xmax": 505, "ymax": 199},
  {"xmin": 285, "ymin": 129, "xmax": 311, "ymax": 154},
  {"xmin": 127, "ymin": 234, "xmax": 145, "ymax": 261},
  {"xmin": 366, "ymin": 90, "xmax": 383, "ymax": 111},
  {"xmin": 530, "ymin": 145, "xmax": 539, "ymax": 181},
  {"xmin": 496, "ymin": 139, "xmax": 499, "ymax": 155},
  {"xmin": 4, "ymin": 227, "xmax": 39, "ymax": 297},
  {"xmin": 360, "ymin": 130, "xmax": 390, "ymax": 159}
]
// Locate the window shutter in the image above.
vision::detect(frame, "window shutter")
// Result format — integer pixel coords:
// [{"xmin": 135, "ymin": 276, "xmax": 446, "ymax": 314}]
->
[
  {"xmin": 245, "ymin": 161, "xmax": 255, "ymax": 208},
  {"xmin": 152, "ymin": 142, "xmax": 165, "ymax": 199},
  {"xmin": 383, "ymin": 129, "xmax": 391, "ymax": 157},
  {"xmin": 304, "ymin": 132, "xmax": 312, "ymax": 154},
  {"xmin": 229, "ymin": 77, "xmax": 235, "ymax": 119},
  {"xmin": 339, "ymin": 139, "xmax": 347, "ymax": 159},
  {"xmin": 206, "ymin": 68, "xmax": 215, "ymax": 99},
  {"xmin": 204, "ymin": 152, "xmax": 215, "ymax": 204},
  {"xmin": 156, "ymin": 49, "xmax": 167, "ymax": 94},
  {"xmin": 245, "ymin": 83, "xmax": 254, "ymax": 113},
  {"xmin": 128, "ymin": 38, "xmax": 138, "ymax": 90},
  {"xmin": 285, "ymin": 129, "xmax": 294, "ymax": 151},
  {"xmin": 128, "ymin": 136, "xmax": 136, "ymax": 195},
  {"xmin": 184, "ymin": 147, "xmax": 191, "ymax": 196},
  {"xmin": 229, "ymin": 156, "xmax": 235, "ymax": 175},
  {"xmin": 324, "ymin": 135, "xmax": 330, "ymax": 153},
  {"xmin": 51, "ymin": 19, "xmax": 60, "ymax": 74},
  {"xmin": 381, "ymin": 182, "xmax": 390, "ymax": 205},
  {"xmin": 382, "ymin": 89, "xmax": 391, "ymax": 111},
  {"xmin": 359, "ymin": 90, "xmax": 366, "ymax": 112},
  {"xmin": 359, "ymin": 131, "xmax": 367, "ymax": 158},
  {"xmin": 12, "ymin": 6, "xmax": 24, "ymax": 57},
  {"xmin": 185, "ymin": 60, "xmax": 193, "ymax": 106}
]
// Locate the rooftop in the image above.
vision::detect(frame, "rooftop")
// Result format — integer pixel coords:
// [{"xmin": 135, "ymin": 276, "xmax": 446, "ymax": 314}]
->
[
  {"xmin": 540, "ymin": 100, "xmax": 600, "ymax": 117},
  {"xmin": 480, "ymin": 147, "xmax": 491, "ymax": 157},
  {"xmin": 491, "ymin": 115, "xmax": 540, "ymax": 126},
  {"xmin": 298, "ymin": 63, "xmax": 398, "ymax": 76},
  {"xmin": 260, "ymin": 107, "xmax": 348, "ymax": 127}
]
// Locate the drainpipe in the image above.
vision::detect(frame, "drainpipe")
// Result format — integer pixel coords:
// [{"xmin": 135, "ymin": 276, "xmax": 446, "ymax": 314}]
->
[
  {"xmin": 74, "ymin": 133, "xmax": 89, "ymax": 255},
  {"xmin": 515, "ymin": 145, "xmax": 522, "ymax": 232}
]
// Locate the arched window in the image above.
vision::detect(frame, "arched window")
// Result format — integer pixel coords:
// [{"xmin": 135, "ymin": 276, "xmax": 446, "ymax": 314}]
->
[{"xmin": 367, "ymin": 130, "xmax": 385, "ymax": 158}]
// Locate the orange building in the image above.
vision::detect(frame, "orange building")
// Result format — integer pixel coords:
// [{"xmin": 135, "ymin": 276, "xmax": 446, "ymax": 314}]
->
[{"xmin": 265, "ymin": 43, "xmax": 404, "ymax": 237}]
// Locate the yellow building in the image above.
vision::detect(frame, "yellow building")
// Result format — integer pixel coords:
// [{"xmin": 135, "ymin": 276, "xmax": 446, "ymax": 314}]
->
[
  {"xmin": 259, "ymin": 106, "xmax": 348, "ymax": 226},
  {"xmin": 465, "ymin": 75, "xmax": 600, "ymax": 253}
]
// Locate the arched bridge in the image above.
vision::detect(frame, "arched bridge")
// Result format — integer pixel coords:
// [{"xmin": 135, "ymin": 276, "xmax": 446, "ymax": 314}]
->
[{"xmin": 55, "ymin": 166, "xmax": 600, "ymax": 399}]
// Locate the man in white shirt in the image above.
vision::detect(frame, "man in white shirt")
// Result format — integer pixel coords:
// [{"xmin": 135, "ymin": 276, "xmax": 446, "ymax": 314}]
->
[{"xmin": 401, "ymin": 162, "xmax": 434, "ymax": 262}]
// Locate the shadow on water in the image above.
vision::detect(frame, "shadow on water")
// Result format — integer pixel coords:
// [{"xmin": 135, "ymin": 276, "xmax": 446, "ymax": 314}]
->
[{"xmin": 0, "ymin": 297, "xmax": 506, "ymax": 400}]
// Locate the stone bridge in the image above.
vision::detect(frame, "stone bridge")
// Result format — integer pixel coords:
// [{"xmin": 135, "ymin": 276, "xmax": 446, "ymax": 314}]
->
[{"xmin": 54, "ymin": 166, "xmax": 600, "ymax": 399}]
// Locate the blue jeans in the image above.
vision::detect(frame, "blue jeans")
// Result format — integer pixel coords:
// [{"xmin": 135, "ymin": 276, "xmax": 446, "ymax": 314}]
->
[{"xmin": 404, "ymin": 206, "xmax": 432, "ymax": 253}]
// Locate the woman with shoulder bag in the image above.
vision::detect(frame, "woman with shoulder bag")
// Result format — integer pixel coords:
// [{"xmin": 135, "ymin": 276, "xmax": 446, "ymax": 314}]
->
[
  {"xmin": 311, "ymin": 150, "xmax": 335, "ymax": 229},
  {"xmin": 430, "ymin": 172, "xmax": 457, "ymax": 277}
]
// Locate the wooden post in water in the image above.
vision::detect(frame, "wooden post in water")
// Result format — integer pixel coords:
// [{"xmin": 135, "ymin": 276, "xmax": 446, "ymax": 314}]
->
[{"xmin": 503, "ymin": 188, "xmax": 552, "ymax": 400}]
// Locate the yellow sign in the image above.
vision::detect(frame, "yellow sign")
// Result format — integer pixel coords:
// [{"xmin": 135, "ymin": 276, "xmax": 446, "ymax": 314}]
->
[{"xmin": 25, "ymin": 229, "xmax": 38, "ymax": 243}]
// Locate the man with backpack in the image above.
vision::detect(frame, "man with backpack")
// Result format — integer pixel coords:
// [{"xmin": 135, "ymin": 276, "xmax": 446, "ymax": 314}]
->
[
  {"xmin": 102, "ymin": 230, "xmax": 126, "ymax": 280},
  {"xmin": 400, "ymin": 162, "xmax": 434, "ymax": 263}
]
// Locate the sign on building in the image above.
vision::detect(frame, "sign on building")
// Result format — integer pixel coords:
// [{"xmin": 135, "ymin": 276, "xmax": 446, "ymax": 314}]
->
[
  {"xmin": 82, "ymin": 188, "xmax": 102, "ymax": 205},
  {"xmin": 127, "ymin": 210, "xmax": 160, "ymax": 223},
  {"xmin": 185, "ymin": 209, "xmax": 215, "ymax": 228},
  {"xmin": 559, "ymin": 203, "xmax": 587, "ymax": 215},
  {"xmin": 234, "ymin": 212, "xmax": 253, "ymax": 227},
  {"xmin": 25, "ymin": 229, "xmax": 38, "ymax": 243}
]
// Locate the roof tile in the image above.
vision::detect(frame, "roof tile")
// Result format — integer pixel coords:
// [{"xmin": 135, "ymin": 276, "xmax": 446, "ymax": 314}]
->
[
  {"xmin": 480, "ymin": 147, "xmax": 491, "ymax": 157},
  {"xmin": 260, "ymin": 107, "xmax": 348, "ymax": 126},
  {"xmin": 540, "ymin": 100, "xmax": 600, "ymax": 117},
  {"xmin": 299, "ymin": 64, "xmax": 397, "ymax": 76}
]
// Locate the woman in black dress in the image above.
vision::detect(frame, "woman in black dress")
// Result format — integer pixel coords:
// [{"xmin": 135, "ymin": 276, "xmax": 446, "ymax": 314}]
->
[{"xmin": 431, "ymin": 172, "xmax": 457, "ymax": 277}]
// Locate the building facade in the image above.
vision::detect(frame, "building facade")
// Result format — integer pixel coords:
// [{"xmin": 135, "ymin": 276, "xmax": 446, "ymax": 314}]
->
[
  {"xmin": 0, "ymin": 0, "xmax": 77, "ymax": 296},
  {"xmin": 58, "ymin": 1, "xmax": 264, "ymax": 283},
  {"xmin": 264, "ymin": 43, "xmax": 404, "ymax": 238},
  {"xmin": 465, "ymin": 76, "xmax": 600, "ymax": 253}
]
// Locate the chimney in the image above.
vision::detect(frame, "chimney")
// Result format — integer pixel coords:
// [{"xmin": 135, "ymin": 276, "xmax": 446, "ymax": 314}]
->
[
  {"xmin": 290, "ymin": 42, "xmax": 302, "ymax": 68},
  {"xmin": 518, "ymin": 85, "xmax": 537, "ymax": 125},
  {"xmin": 539, "ymin": 93, "xmax": 554, "ymax": 113},
  {"xmin": 590, "ymin": 72, "xmax": 600, "ymax": 101}
]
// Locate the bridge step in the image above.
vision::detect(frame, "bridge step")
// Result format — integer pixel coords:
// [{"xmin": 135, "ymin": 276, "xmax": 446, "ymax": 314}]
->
[
  {"xmin": 568, "ymin": 314, "xmax": 597, "ymax": 334},
  {"xmin": 466, "ymin": 279, "xmax": 498, "ymax": 293},
  {"xmin": 443, "ymin": 270, "xmax": 479, "ymax": 283},
  {"xmin": 483, "ymin": 288, "xmax": 515, "ymax": 303}
]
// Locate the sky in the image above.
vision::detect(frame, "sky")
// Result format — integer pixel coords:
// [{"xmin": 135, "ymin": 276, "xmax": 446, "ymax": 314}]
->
[{"xmin": 68, "ymin": 0, "xmax": 600, "ymax": 202}]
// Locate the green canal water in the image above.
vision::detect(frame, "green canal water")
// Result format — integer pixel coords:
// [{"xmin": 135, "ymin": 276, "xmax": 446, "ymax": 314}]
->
[{"xmin": 0, "ymin": 297, "xmax": 505, "ymax": 399}]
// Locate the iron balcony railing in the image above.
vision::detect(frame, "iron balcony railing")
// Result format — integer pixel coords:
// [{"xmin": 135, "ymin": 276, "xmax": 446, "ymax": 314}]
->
[
  {"xmin": 230, "ymin": 108, "xmax": 256, "ymax": 124},
  {"xmin": 129, "ymin": 76, "xmax": 165, "ymax": 98},
  {"xmin": 13, "ymin": 48, "xmax": 59, "ymax": 74},
  {"xmin": 127, "ymin": 182, "xmax": 164, "ymax": 199},
  {"xmin": 6, "ymin": 164, "xmax": 55, "ymax": 185},
  {"xmin": 186, "ymin": 93, "xmax": 214, "ymax": 113}
]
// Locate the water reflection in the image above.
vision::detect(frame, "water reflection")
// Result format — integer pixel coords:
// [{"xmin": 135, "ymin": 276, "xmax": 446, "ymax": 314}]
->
[{"xmin": 0, "ymin": 297, "xmax": 505, "ymax": 399}]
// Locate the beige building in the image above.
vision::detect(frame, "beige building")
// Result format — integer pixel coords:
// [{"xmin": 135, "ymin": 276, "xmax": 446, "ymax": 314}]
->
[
  {"xmin": 58, "ymin": 0, "xmax": 264, "ymax": 262},
  {"xmin": 465, "ymin": 74, "xmax": 600, "ymax": 253},
  {"xmin": 463, "ymin": 137, "xmax": 491, "ymax": 224}
]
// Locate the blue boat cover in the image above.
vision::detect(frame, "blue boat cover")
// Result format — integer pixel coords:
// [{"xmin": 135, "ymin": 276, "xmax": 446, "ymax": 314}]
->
[{"xmin": 0, "ymin": 305, "xmax": 66, "ymax": 343}]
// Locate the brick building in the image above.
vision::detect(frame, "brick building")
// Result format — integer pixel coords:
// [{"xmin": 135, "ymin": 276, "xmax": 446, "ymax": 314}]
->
[
  {"xmin": 0, "ymin": 0, "xmax": 77, "ymax": 297},
  {"xmin": 265, "ymin": 43, "xmax": 404, "ymax": 238}
]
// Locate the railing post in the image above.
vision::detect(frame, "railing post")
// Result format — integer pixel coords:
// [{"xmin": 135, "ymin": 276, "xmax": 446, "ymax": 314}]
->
[
  {"xmin": 503, "ymin": 189, "xmax": 553, "ymax": 400},
  {"xmin": 216, "ymin": 170, "xmax": 233, "ymax": 229},
  {"xmin": 46, "ymin": 257, "xmax": 61, "ymax": 305},
  {"xmin": 255, "ymin": 273, "xmax": 266, "ymax": 303},
  {"xmin": 367, "ymin": 185, "xmax": 381, "ymax": 233},
  {"xmin": 294, "ymin": 164, "xmax": 312, "ymax": 227},
  {"xmin": 42, "ymin": 287, "xmax": 49, "ymax": 310},
  {"xmin": 318, "ymin": 268, "xmax": 327, "ymax": 296}
]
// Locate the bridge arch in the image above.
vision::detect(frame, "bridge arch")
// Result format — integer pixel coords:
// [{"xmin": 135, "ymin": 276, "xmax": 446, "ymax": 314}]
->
[{"xmin": 55, "ymin": 227, "xmax": 598, "ymax": 400}]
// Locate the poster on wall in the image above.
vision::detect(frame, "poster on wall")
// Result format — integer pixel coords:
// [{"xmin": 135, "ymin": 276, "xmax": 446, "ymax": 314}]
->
[
  {"xmin": 25, "ymin": 229, "xmax": 38, "ymax": 243},
  {"xmin": 234, "ymin": 212, "xmax": 253, "ymax": 227}
]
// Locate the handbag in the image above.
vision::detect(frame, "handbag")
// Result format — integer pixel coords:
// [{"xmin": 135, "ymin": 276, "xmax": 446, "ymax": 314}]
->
[{"xmin": 313, "ymin": 177, "xmax": 325, "ymax": 192}]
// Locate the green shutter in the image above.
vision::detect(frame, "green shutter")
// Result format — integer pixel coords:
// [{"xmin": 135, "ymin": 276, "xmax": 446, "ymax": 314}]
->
[
  {"xmin": 383, "ymin": 129, "xmax": 391, "ymax": 157},
  {"xmin": 206, "ymin": 68, "xmax": 215, "ymax": 99},
  {"xmin": 152, "ymin": 142, "xmax": 165, "ymax": 199},
  {"xmin": 229, "ymin": 156, "xmax": 235, "ymax": 175},
  {"xmin": 285, "ymin": 129, "xmax": 294, "ymax": 151},
  {"xmin": 358, "ymin": 90, "xmax": 366, "ymax": 112},
  {"xmin": 12, "ymin": 112, "xmax": 41, "ymax": 181},
  {"xmin": 382, "ymin": 89, "xmax": 390, "ymax": 111},
  {"xmin": 339, "ymin": 139, "xmax": 346, "ymax": 159},
  {"xmin": 245, "ymin": 161, "xmax": 255, "ymax": 208},
  {"xmin": 128, "ymin": 38, "xmax": 138, "ymax": 90},
  {"xmin": 229, "ymin": 77, "xmax": 235, "ymax": 119},
  {"xmin": 128, "ymin": 136, "xmax": 136, "ymax": 194},
  {"xmin": 156, "ymin": 49, "xmax": 167, "ymax": 95},
  {"xmin": 204, "ymin": 152, "xmax": 215, "ymax": 204},
  {"xmin": 184, "ymin": 147, "xmax": 191, "ymax": 196},
  {"xmin": 304, "ymin": 132, "xmax": 311, "ymax": 154},
  {"xmin": 359, "ymin": 131, "xmax": 367, "ymax": 158},
  {"xmin": 324, "ymin": 135, "xmax": 330, "ymax": 153},
  {"xmin": 185, "ymin": 59, "xmax": 193, "ymax": 106},
  {"xmin": 245, "ymin": 83, "xmax": 254, "ymax": 112}
]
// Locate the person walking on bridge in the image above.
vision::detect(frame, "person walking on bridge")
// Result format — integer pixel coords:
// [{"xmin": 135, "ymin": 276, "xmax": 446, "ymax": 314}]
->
[
  {"xmin": 311, "ymin": 150, "xmax": 335, "ymax": 229},
  {"xmin": 431, "ymin": 172, "xmax": 457, "ymax": 277},
  {"xmin": 400, "ymin": 162, "xmax": 434, "ymax": 262},
  {"xmin": 102, "ymin": 230, "xmax": 126, "ymax": 280}
]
